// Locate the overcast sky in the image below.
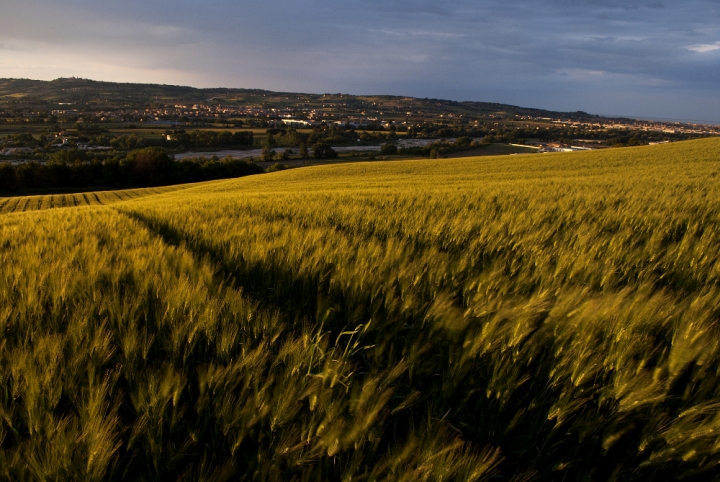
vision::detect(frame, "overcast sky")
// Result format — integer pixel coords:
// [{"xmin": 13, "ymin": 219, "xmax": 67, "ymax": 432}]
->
[{"xmin": 1, "ymin": 0, "xmax": 719, "ymax": 121}]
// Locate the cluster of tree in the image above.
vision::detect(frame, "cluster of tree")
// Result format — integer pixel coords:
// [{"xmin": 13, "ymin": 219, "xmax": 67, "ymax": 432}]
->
[
  {"xmin": 268, "ymin": 126, "xmax": 394, "ymax": 149},
  {"xmin": 74, "ymin": 122, "xmax": 108, "ymax": 135},
  {"xmin": 0, "ymin": 147, "xmax": 263, "ymax": 192},
  {"xmin": 380, "ymin": 143, "xmax": 398, "ymax": 155},
  {"xmin": 259, "ymin": 134, "xmax": 337, "ymax": 162},
  {"xmin": 107, "ymin": 134, "xmax": 164, "ymax": 150},
  {"xmin": 311, "ymin": 142, "xmax": 338, "ymax": 159},
  {"xmin": 165, "ymin": 129, "xmax": 253, "ymax": 148},
  {"xmin": 399, "ymin": 136, "xmax": 485, "ymax": 158},
  {"xmin": 0, "ymin": 133, "xmax": 44, "ymax": 148}
]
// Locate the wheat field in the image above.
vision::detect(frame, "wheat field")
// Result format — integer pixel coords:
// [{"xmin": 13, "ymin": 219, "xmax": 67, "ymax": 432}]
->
[{"xmin": 1, "ymin": 138, "xmax": 720, "ymax": 480}]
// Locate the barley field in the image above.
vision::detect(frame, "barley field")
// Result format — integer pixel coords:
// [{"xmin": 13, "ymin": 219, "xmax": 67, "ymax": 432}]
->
[{"xmin": 1, "ymin": 138, "xmax": 720, "ymax": 480}]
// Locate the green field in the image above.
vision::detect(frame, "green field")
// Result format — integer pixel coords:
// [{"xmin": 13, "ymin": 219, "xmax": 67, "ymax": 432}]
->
[{"xmin": 1, "ymin": 139, "xmax": 720, "ymax": 480}]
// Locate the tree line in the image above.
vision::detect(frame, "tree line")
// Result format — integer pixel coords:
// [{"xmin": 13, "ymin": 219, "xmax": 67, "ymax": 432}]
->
[
  {"xmin": 0, "ymin": 147, "xmax": 263, "ymax": 192},
  {"xmin": 404, "ymin": 122, "xmax": 706, "ymax": 146},
  {"xmin": 165, "ymin": 130, "xmax": 253, "ymax": 148}
]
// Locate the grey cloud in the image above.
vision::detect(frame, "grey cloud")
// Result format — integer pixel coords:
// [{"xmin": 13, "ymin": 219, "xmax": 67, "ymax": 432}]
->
[{"xmin": 2, "ymin": 0, "xmax": 720, "ymax": 121}]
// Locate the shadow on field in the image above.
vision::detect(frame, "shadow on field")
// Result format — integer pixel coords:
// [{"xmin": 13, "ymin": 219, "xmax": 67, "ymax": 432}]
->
[
  {"xmin": 115, "ymin": 207, "xmax": 710, "ymax": 481},
  {"xmin": 119, "ymin": 208, "xmax": 331, "ymax": 322}
]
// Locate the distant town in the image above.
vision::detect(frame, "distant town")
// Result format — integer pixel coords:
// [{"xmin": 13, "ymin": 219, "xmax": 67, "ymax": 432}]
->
[{"xmin": 1, "ymin": 78, "xmax": 718, "ymax": 166}]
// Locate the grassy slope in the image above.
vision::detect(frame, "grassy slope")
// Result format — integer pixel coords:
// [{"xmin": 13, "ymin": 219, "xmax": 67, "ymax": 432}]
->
[{"xmin": 1, "ymin": 139, "xmax": 720, "ymax": 480}]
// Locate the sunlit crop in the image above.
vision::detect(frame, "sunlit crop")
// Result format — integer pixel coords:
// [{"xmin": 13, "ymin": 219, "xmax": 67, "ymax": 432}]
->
[
  {"xmin": 1, "ymin": 138, "xmax": 720, "ymax": 480},
  {"xmin": 0, "ymin": 184, "xmax": 192, "ymax": 214}
]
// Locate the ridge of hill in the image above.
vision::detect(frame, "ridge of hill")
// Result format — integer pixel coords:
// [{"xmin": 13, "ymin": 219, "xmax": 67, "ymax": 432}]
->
[{"xmin": 0, "ymin": 77, "xmax": 607, "ymax": 121}]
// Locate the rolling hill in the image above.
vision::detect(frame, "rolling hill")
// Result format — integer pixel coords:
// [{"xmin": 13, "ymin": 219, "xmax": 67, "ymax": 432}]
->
[
  {"xmin": 0, "ymin": 77, "xmax": 601, "ymax": 121},
  {"xmin": 1, "ymin": 139, "xmax": 719, "ymax": 480}
]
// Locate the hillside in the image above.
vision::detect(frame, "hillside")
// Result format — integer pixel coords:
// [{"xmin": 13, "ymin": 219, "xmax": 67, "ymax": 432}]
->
[
  {"xmin": 1, "ymin": 139, "xmax": 720, "ymax": 480},
  {"xmin": 0, "ymin": 77, "xmax": 600, "ymax": 120}
]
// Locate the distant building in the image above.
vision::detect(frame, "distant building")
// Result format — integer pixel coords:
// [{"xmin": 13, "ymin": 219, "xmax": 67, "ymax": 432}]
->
[{"xmin": 281, "ymin": 119, "xmax": 312, "ymax": 128}]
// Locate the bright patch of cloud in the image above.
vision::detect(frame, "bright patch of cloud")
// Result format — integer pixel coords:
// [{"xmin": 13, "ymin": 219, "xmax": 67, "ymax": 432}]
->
[
  {"xmin": 557, "ymin": 68, "xmax": 609, "ymax": 78},
  {"xmin": 378, "ymin": 28, "xmax": 466, "ymax": 39},
  {"xmin": 687, "ymin": 42, "xmax": 720, "ymax": 53},
  {"xmin": 555, "ymin": 68, "xmax": 672, "ymax": 87}
]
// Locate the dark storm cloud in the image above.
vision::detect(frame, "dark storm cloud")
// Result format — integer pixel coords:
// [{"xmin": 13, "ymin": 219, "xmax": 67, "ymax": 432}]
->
[{"xmin": 1, "ymin": 0, "xmax": 719, "ymax": 120}]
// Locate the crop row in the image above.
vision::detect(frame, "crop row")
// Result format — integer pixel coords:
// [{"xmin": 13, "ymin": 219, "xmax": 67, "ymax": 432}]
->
[{"xmin": 0, "ymin": 184, "xmax": 194, "ymax": 214}]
